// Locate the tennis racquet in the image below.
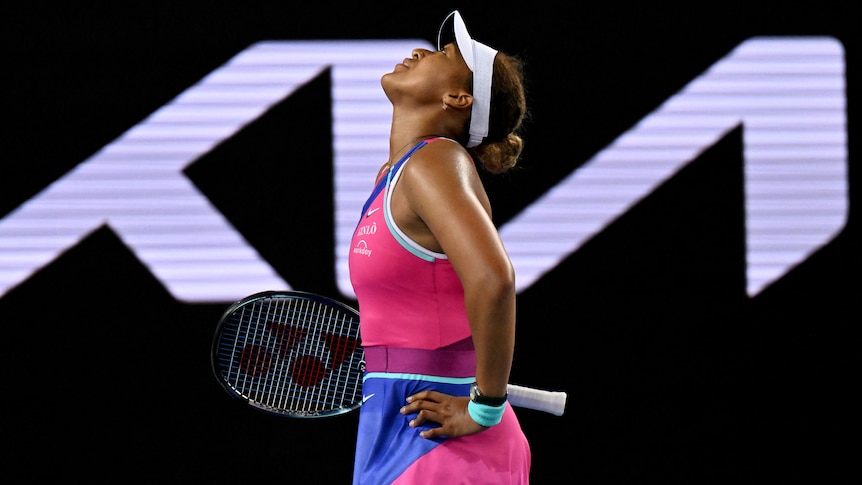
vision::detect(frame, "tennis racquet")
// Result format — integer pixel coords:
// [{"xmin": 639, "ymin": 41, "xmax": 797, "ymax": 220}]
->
[{"xmin": 211, "ymin": 290, "xmax": 567, "ymax": 418}]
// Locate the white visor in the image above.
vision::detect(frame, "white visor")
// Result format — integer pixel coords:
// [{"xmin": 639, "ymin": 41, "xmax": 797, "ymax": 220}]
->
[{"xmin": 437, "ymin": 10, "xmax": 498, "ymax": 147}]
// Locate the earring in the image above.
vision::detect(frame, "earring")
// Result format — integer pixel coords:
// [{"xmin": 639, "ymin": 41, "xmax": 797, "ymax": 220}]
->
[{"xmin": 442, "ymin": 103, "xmax": 448, "ymax": 110}]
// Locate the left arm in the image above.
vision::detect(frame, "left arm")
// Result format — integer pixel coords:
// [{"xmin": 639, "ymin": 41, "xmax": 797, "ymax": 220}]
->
[{"xmin": 395, "ymin": 142, "xmax": 516, "ymax": 438}]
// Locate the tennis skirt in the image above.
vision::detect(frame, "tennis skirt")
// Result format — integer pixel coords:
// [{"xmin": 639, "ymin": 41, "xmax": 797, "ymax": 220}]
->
[{"xmin": 352, "ymin": 345, "xmax": 531, "ymax": 485}]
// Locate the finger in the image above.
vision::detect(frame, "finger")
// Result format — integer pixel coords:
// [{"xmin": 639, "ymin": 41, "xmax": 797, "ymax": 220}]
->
[
  {"xmin": 408, "ymin": 408, "xmax": 440, "ymax": 428},
  {"xmin": 400, "ymin": 399, "xmax": 435, "ymax": 415},
  {"xmin": 419, "ymin": 425, "xmax": 446, "ymax": 439},
  {"xmin": 406, "ymin": 390, "xmax": 443, "ymax": 403}
]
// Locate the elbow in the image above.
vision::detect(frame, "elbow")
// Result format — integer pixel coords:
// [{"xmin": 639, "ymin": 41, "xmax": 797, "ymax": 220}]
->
[
  {"xmin": 469, "ymin": 260, "xmax": 516, "ymax": 302},
  {"xmin": 493, "ymin": 264, "xmax": 516, "ymax": 299}
]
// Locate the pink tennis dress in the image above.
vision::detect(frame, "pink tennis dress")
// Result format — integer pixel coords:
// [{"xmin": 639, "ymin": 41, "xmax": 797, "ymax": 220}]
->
[{"xmin": 348, "ymin": 138, "xmax": 531, "ymax": 484}]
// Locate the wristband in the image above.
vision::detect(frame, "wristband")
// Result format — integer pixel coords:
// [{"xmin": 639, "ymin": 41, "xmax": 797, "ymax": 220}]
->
[{"xmin": 468, "ymin": 400, "xmax": 506, "ymax": 427}]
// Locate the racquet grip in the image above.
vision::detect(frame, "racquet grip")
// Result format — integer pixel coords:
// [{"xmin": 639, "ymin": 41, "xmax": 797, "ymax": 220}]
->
[{"xmin": 507, "ymin": 384, "xmax": 568, "ymax": 416}]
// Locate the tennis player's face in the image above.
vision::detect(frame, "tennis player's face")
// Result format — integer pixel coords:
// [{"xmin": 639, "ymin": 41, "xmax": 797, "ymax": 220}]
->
[{"xmin": 382, "ymin": 43, "xmax": 471, "ymax": 104}]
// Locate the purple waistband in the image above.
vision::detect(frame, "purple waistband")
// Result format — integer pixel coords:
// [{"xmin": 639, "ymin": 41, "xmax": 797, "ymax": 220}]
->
[{"xmin": 364, "ymin": 344, "xmax": 476, "ymax": 377}]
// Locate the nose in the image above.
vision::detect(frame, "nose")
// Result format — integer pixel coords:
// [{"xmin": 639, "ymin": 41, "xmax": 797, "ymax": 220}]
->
[{"xmin": 410, "ymin": 48, "xmax": 426, "ymax": 59}]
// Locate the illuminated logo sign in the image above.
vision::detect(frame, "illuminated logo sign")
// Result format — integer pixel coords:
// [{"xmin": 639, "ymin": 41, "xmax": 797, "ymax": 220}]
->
[{"xmin": 0, "ymin": 38, "xmax": 848, "ymax": 302}]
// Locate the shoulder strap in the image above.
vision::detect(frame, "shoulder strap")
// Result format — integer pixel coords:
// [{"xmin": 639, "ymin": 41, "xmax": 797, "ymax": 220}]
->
[{"xmin": 359, "ymin": 139, "xmax": 439, "ymax": 219}]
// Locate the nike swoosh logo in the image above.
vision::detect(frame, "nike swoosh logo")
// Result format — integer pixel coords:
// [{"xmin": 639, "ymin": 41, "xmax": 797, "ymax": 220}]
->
[
  {"xmin": 362, "ymin": 393, "xmax": 375, "ymax": 403},
  {"xmin": 365, "ymin": 207, "xmax": 380, "ymax": 217}
]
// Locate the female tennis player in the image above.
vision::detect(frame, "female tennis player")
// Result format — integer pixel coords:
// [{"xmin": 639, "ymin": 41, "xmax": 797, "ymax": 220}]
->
[{"xmin": 348, "ymin": 10, "xmax": 532, "ymax": 484}]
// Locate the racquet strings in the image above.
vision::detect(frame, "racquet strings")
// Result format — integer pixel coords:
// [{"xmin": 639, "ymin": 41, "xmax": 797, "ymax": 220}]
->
[{"xmin": 214, "ymin": 295, "xmax": 363, "ymax": 416}]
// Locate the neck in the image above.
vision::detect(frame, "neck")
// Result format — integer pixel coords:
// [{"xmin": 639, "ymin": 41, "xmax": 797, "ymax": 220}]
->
[
  {"xmin": 388, "ymin": 134, "xmax": 436, "ymax": 164},
  {"xmin": 387, "ymin": 105, "xmax": 457, "ymax": 163}
]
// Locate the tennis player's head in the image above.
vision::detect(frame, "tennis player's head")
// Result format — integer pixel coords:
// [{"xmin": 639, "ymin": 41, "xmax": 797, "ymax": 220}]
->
[{"xmin": 382, "ymin": 10, "xmax": 528, "ymax": 174}]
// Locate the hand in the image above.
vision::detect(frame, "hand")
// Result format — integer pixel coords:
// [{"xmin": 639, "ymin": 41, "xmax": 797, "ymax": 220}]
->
[{"xmin": 400, "ymin": 390, "xmax": 487, "ymax": 439}]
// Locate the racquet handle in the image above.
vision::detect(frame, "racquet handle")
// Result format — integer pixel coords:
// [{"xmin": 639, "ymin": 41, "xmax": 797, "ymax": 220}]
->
[{"xmin": 507, "ymin": 384, "xmax": 568, "ymax": 416}]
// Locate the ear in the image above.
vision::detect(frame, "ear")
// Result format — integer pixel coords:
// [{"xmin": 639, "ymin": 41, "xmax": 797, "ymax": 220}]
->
[{"xmin": 443, "ymin": 90, "xmax": 473, "ymax": 111}]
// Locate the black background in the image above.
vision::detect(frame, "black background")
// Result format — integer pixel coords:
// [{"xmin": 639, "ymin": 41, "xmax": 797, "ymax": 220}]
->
[{"xmin": 3, "ymin": 2, "xmax": 858, "ymax": 483}]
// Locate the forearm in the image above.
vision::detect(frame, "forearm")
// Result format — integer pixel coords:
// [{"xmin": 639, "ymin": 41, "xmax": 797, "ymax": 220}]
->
[{"xmin": 464, "ymin": 272, "xmax": 516, "ymax": 399}]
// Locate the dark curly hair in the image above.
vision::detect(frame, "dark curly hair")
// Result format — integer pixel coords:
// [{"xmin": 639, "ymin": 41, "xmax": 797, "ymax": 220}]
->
[{"xmin": 469, "ymin": 52, "xmax": 529, "ymax": 174}]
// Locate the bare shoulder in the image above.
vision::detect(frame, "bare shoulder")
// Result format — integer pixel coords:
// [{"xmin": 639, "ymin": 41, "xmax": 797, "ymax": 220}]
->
[
  {"xmin": 405, "ymin": 138, "xmax": 476, "ymax": 183},
  {"xmin": 399, "ymin": 138, "xmax": 490, "ymax": 221}
]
